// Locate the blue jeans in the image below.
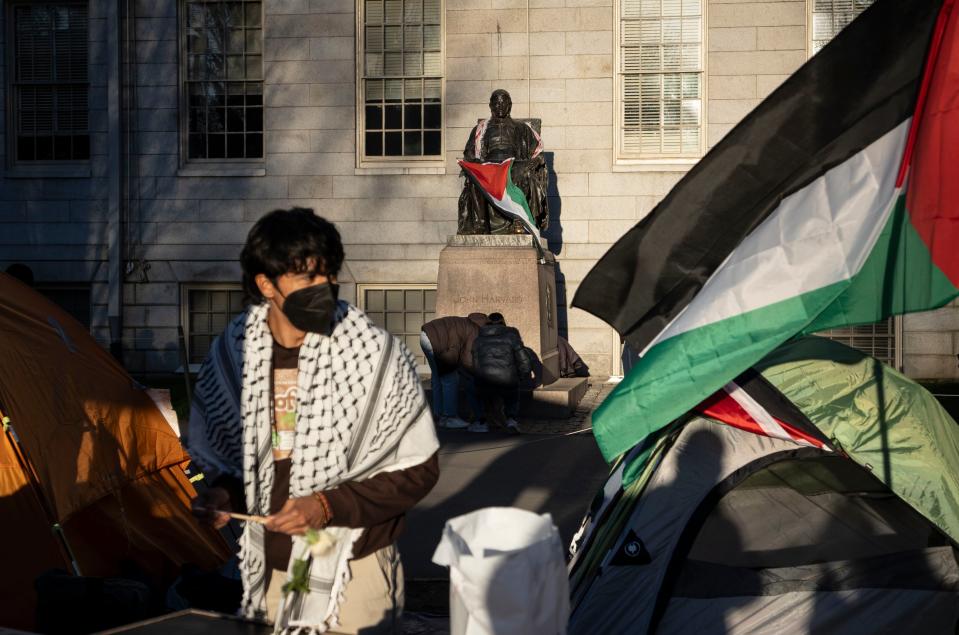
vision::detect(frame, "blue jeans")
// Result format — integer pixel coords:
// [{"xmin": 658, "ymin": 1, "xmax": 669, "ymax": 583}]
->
[
  {"xmin": 462, "ymin": 373, "xmax": 484, "ymax": 420},
  {"xmin": 421, "ymin": 331, "xmax": 459, "ymax": 418}
]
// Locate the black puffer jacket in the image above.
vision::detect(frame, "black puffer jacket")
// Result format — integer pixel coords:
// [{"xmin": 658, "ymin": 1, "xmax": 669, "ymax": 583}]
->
[{"xmin": 472, "ymin": 324, "xmax": 532, "ymax": 387}]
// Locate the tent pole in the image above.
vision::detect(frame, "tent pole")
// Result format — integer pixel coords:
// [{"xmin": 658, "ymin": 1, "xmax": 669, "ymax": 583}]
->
[{"xmin": 1, "ymin": 409, "xmax": 82, "ymax": 576}]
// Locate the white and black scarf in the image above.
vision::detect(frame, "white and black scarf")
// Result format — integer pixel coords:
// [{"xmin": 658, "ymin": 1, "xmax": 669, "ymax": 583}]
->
[{"xmin": 189, "ymin": 301, "xmax": 438, "ymax": 633}]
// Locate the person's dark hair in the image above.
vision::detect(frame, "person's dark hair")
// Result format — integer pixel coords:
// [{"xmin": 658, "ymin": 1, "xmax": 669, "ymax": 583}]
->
[
  {"xmin": 488, "ymin": 312, "xmax": 505, "ymax": 325},
  {"xmin": 5, "ymin": 263, "xmax": 34, "ymax": 287},
  {"xmin": 240, "ymin": 208, "xmax": 344, "ymax": 302}
]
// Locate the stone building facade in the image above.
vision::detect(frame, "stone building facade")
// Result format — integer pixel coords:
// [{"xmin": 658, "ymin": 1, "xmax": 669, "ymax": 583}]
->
[{"xmin": 0, "ymin": 0, "xmax": 954, "ymax": 380}]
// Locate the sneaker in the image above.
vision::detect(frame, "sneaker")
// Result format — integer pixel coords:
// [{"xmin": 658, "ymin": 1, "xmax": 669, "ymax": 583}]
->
[
  {"xmin": 440, "ymin": 416, "xmax": 470, "ymax": 429},
  {"xmin": 505, "ymin": 418, "xmax": 521, "ymax": 434},
  {"xmin": 467, "ymin": 421, "xmax": 490, "ymax": 433}
]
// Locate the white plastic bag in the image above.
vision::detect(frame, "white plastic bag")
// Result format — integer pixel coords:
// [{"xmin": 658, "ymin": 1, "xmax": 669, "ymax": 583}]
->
[{"xmin": 432, "ymin": 507, "xmax": 569, "ymax": 635}]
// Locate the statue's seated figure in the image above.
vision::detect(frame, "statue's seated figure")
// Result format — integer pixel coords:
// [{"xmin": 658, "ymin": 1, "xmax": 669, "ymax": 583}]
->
[{"xmin": 458, "ymin": 89, "xmax": 550, "ymax": 235}]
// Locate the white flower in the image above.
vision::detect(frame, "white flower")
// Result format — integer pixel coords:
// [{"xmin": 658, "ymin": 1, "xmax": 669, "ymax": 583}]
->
[{"xmin": 308, "ymin": 529, "xmax": 337, "ymax": 557}]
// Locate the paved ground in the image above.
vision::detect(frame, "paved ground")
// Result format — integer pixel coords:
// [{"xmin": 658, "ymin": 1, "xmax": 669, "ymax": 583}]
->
[{"xmin": 398, "ymin": 379, "xmax": 614, "ymax": 631}]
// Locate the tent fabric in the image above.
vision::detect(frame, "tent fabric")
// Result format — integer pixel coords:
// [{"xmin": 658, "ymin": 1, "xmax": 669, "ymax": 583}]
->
[
  {"xmin": 658, "ymin": 587, "xmax": 959, "ymax": 634},
  {"xmin": 686, "ymin": 457, "xmax": 943, "ymax": 569},
  {"xmin": 569, "ymin": 337, "xmax": 959, "ymax": 634},
  {"xmin": 0, "ymin": 273, "xmax": 229, "ymax": 629},
  {"xmin": 674, "ymin": 546, "xmax": 959, "ymax": 598},
  {"xmin": 569, "ymin": 418, "xmax": 805, "ymax": 634},
  {"xmin": 756, "ymin": 336, "xmax": 959, "ymax": 543},
  {"xmin": 0, "ymin": 427, "xmax": 67, "ymax": 629}
]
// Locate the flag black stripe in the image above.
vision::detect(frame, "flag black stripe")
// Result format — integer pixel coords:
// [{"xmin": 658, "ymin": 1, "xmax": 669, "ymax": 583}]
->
[{"xmin": 572, "ymin": 0, "xmax": 942, "ymax": 352}]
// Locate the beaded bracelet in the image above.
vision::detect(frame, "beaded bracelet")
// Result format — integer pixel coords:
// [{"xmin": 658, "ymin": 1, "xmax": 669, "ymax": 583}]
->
[{"xmin": 312, "ymin": 491, "xmax": 333, "ymax": 527}]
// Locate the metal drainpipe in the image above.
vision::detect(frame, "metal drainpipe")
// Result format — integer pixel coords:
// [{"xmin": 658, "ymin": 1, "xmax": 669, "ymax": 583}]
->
[{"xmin": 107, "ymin": 0, "xmax": 123, "ymax": 360}]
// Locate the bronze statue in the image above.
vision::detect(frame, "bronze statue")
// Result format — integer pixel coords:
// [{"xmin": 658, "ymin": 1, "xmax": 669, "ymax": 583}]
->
[{"xmin": 458, "ymin": 89, "xmax": 549, "ymax": 235}]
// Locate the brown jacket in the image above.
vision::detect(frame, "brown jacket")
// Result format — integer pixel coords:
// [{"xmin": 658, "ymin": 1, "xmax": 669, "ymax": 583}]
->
[{"xmin": 422, "ymin": 314, "xmax": 487, "ymax": 374}]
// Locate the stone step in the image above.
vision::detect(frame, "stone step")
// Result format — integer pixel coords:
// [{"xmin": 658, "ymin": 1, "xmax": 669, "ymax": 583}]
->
[
  {"xmin": 521, "ymin": 377, "xmax": 589, "ymax": 418},
  {"xmin": 422, "ymin": 375, "xmax": 589, "ymax": 420}
]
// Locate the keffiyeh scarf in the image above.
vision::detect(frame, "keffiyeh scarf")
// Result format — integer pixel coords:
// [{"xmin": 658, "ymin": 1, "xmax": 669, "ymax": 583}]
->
[{"xmin": 189, "ymin": 301, "xmax": 438, "ymax": 633}]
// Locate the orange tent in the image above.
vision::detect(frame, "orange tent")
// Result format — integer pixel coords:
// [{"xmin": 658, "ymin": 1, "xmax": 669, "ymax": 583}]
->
[{"xmin": 0, "ymin": 273, "xmax": 229, "ymax": 630}]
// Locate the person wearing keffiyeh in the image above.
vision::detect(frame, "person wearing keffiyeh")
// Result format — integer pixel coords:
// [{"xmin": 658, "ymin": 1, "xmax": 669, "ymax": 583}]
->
[{"xmin": 188, "ymin": 208, "xmax": 440, "ymax": 634}]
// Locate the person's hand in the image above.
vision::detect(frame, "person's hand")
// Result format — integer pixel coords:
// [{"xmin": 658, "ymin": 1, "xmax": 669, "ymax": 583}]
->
[
  {"xmin": 191, "ymin": 486, "xmax": 231, "ymax": 530},
  {"xmin": 265, "ymin": 495, "xmax": 329, "ymax": 536}
]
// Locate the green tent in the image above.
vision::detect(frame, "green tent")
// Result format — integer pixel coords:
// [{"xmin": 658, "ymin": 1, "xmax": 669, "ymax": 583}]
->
[{"xmin": 568, "ymin": 337, "xmax": 959, "ymax": 633}]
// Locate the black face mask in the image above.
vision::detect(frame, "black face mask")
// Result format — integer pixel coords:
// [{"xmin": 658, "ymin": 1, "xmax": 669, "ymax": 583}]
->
[{"xmin": 276, "ymin": 281, "xmax": 339, "ymax": 334}]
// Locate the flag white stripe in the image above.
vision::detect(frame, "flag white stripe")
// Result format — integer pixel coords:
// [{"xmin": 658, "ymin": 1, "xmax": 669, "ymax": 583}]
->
[
  {"xmin": 723, "ymin": 381, "xmax": 821, "ymax": 449},
  {"xmin": 641, "ymin": 120, "xmax": 910, "ymax": 355}
]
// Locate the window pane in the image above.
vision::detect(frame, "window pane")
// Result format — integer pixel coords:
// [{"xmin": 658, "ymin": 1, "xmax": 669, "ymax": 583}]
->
[
  {"xmin": 404, "ymin": 131, "xmax": 422, "ymax": 155},
  {"xmin": 366, "ymin": 131, "xmax": 383, "ymax": 155},
  {"xmin": 362, "ymin": 0, "xmax": 443, "ymax": 159},
  {"xmin": 385, "ymin": 131, "xmax": 402, "ymax": 155},
  {"xmin": 185, "ymin": 1, "xmax": 264, "ymax": 159},
  {"xmin": 186, "ymin": 286, "xmax": 246, "ymax": 363},
  {"xmin": 385, "ymin": 104, "xmax": 402, "ymax": 128},
  {"xmin": 423, "ymin": 104, "xmax": 441, "ymax": 129},
  {"xmin": 366, "ymin": 105, "xmax": 383, "ymax": 130},
  {"xmin": 811, "ymin": 0, "xmax": 874, "ymax": 54},
  {"xmin": 367, "ymin": 0, "xmax": 384, "ymax": 23},
  {"xmin": 13, "ymin": 4, "xmax": 89, "ymax": 161},
  {"xmin": 362, "ymin": 287, "xmax": 435, "ymax": 366},
  {"xmin": 424, "ymin": 130, "xmax": 441, "ymax": 154},
  {"xmin": 620, "ymin": 0, "xmax": 701, "ymax": 158},
  {"xmin": 404, "ymin": 104, "xmax": 422, "ymax": 128}
]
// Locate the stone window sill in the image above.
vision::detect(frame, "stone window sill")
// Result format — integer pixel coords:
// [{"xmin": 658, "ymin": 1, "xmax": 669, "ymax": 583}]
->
[
  {"xmin": 177, "ymin": 164, "xmax": 266, "ymax": 177},
  {"xmin": 354, "ymin": 163, "xmax": 446, "ymax": 175},
  {"xmin": 6, "ymin": 163, "xmax": 92, "ymax": 178},
  {"xmin": 612, "ymin": 158, "xmax": 699, "ymax": 173}
]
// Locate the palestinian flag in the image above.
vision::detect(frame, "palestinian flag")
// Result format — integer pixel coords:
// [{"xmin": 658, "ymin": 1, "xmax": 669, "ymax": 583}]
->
[
  {"xmin": 694, "ymin": 371, "xmax": 829, "ymax": 452},
  {"xmin": 458, "ymin": 158, "xmax": 540, "ymax": 238},
  {"xmin": 572, "ymin": 0, "xmax": 959, "ymax": 464}
]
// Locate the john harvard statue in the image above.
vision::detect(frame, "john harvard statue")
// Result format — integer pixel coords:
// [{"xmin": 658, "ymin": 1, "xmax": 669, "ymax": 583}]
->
[{"xmin": 458, "ymin": 89, "xmax": 550, "ymax": 235}]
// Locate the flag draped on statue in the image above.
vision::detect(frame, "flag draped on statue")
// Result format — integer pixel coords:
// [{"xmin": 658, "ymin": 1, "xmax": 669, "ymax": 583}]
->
[
  {"xmin": 458, "ymin": 158, "xmax": 540, "ymax": 239},
  {"xmin": 571, "ymin": 0, "xmax": 959, "ymax": 466}
]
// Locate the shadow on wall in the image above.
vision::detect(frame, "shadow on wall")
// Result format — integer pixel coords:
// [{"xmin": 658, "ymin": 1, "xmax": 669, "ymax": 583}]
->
[{"xmin": 542, "ymin": 151, "xmax": 571, "ymax": 339}]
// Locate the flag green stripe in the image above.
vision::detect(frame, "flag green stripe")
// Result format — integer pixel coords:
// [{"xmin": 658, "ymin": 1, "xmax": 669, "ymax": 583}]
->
[
  {"xmin": 803, "ymin": 194, "xmax": 959, "ymax": 333},
  {"xmin": 601, "ymin": 195, "xmax": 959, "ymax": 475},
  {"xmin": 597, "ymin": 279, "xmax": 848, "ymax": 464},
  {"xmin": 505, "ymin": 178, "xmax": 535, "ymax": 227}
]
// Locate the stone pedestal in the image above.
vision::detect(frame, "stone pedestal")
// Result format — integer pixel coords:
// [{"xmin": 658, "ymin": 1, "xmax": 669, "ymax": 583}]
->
[{"xmin": 436, "ymin": 234, "xmax": 560, "ymax": 385}]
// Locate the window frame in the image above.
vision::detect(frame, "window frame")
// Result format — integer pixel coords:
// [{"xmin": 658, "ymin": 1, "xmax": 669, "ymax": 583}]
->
[
  {"xmin": 177, "ymin": 0, "xmax": 266, "ymax": 176},
  {"xmin": 354, "ymin": 0, "xmax": 446, "ymax": 170},
  {"xmin": 806, "ymin": 0, "xmax": 874, "ymax": 58},
  {"xmin": 356, "ymin": 283, "xmax": 437, "ymax": 371},
  {"xmin": 4, "ymin": 0, "xmax": 91, "ymax": 177},
  {"xmin": 179, "ymin": 282, "xmax": 247, "ymax": 370},
  {"xmin": 613, "ymin": 0, "xmax": 707, "ymax": 170}
]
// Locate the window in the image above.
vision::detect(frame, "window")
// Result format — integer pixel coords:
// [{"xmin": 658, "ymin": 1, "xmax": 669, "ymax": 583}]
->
[
  {"xmin": 358, "ymin": 285, "xmax": 436, "ymax": 366},
  {"xmin": 8, "ymin": 3, "xmax": 89, "ymax": 162},
  {"xmin": 810, "ymin": 0, "xmax": 874, "ymax": 55},
  {"xmin": 181, "ymin": 285, "xmax": 246, "ymax": 364},
  {"xmin": 360, "ymin": 0, "xmax": 443, "ymax": 163},
  {"xmin": 817, "ymin": 318, "xmax": 901, "ymax": 369},
  {"xmin": 617, "ymin": 0, "xmax": 703, "ymax": 161},
  {"xmin": 182, "ymin": 0, "xmax": 263, "ymax": 161},
  {"xmin": 810, "ymin": 0, "xmax": 894, "ymax": 366},
  {"xmin": 39, "ymin": 284, "xmax": 91, "ymax": 328}
]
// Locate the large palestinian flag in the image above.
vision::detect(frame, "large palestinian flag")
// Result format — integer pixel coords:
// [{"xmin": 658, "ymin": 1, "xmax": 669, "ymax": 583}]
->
[
  {"xmin": 572, "ymin": 0, "xmax": 959, "ymax": 464},
  {"xmin": 458, "ymin": 158, "xmax": 540, "ymax": 238}
]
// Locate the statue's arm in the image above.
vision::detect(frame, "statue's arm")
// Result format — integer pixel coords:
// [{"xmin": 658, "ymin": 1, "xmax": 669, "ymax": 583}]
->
[{"xmin": 463, "ymin": 126, "xmax": 479, "ymax": 162}]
